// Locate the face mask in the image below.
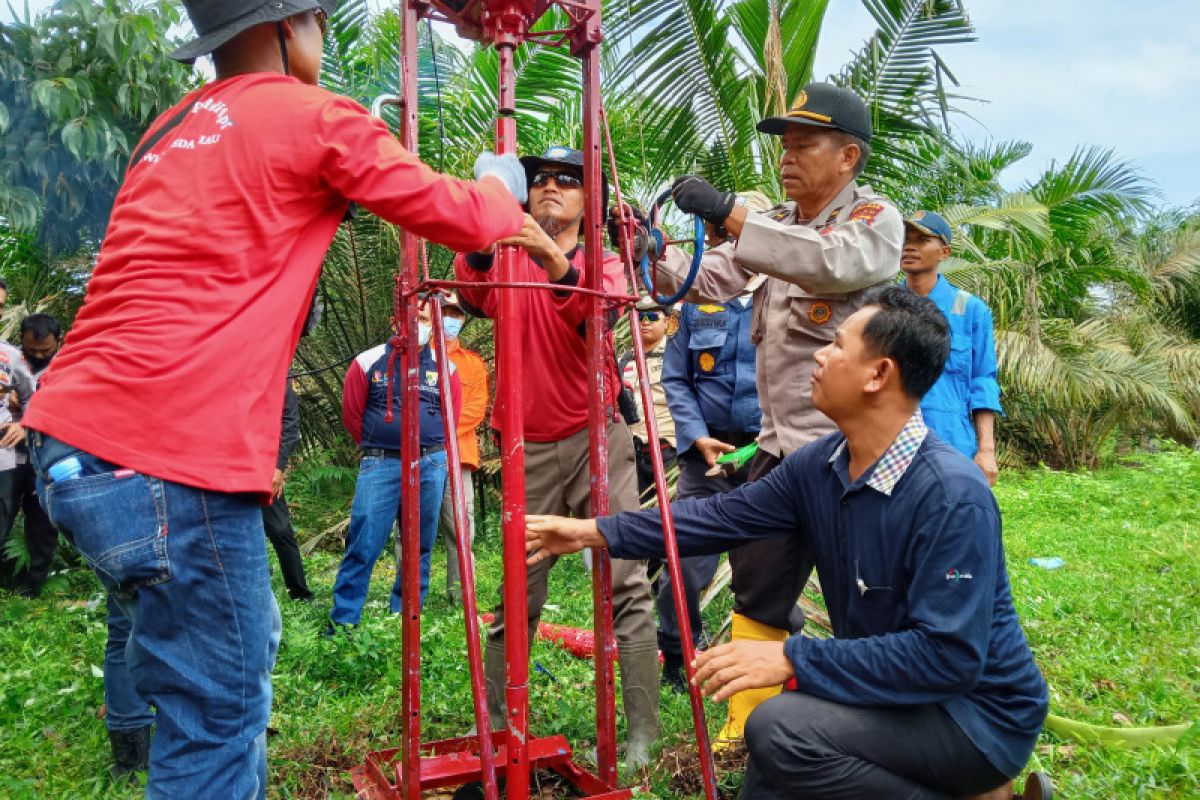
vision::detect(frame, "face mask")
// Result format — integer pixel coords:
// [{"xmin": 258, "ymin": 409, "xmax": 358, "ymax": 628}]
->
[
  {"xmin": 444, "ymin": 318, "xmax": 464, "ymax": 339},
  {"xmin": 418, "ymin": 323, "xmax": 432, "ymax": 347}
]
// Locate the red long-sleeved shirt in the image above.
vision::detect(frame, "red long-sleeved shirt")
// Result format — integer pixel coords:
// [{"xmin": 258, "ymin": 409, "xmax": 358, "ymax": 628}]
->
[
  {"xmin": 25, "ymin": 73, "xmax": 522, "ymax": 496},
  {"xmin": 454, "ymin": 247, "xmax": 626, "ymax": 442}
]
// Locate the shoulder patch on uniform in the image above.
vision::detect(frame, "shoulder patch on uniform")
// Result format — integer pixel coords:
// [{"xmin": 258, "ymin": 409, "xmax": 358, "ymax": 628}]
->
[
  {"xmin": 696, "ymin": 304, "xmax": 725, "ymax": 314},
  {"xmin": 666, "ymin": 315, "xmax": 680, "ymax": 337},
  {"xmin": 847, "ymin": 203, "xmax": 884, "ymax": 225}
]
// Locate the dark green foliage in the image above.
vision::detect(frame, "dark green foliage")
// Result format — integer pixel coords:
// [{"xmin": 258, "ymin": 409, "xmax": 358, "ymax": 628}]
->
[{"xmin": 0, "ymin": 0, "xmax": 197, "ymax": 254}]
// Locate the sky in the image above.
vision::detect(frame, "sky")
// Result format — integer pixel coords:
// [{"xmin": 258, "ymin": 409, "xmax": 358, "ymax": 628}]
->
[
  {"xmin": 811, "ymin": 0, "xmax": 1200, "ymax": 210},
  {"xmin": 5, "ymin": 0, "xmax": 1197, "ymax": 210}
]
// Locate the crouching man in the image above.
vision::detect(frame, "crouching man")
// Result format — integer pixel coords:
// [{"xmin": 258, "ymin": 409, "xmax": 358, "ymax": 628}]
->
[{"xmin": 525, "ymin": 286, "xmax": 1051, "ymax": 800}]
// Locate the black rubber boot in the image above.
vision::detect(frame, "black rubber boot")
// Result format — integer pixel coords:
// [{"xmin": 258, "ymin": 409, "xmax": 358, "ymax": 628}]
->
[
  {"xmin": 660, "ymin": 652, "xmax": 687, "ymax": 694},
  {"xmin": 109, "ymin": 725, "xmax": 152, "ymax": 783}
]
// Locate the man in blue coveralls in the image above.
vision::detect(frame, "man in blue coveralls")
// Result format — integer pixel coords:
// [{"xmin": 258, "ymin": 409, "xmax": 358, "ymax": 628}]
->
[
  {"xmin": 657, "ymin": 282, "xmax": 761, "ymax": 692},
  {"xmin": 525, "ymin": 286, "xmax": 1051, "ymax": 800},
  {"xmin": 901, "ymin": 210, "xmax": 1002, "ymax": 485}
]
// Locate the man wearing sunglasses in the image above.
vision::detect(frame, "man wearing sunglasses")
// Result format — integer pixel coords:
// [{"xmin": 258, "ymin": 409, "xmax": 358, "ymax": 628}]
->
[
  {"xmin": 21, "ymin": 1, "xmax": 527, "ymax": 795},
  {"xmin": 620, "ymin": 297, "xmax": 679, "ymax": 501},
  {"xmin": 647, "ymin": 83, "xmax": 905, "ymax": 742},
  {"xmin": 455, "ymin": 146, "xmax": 661, "ymax": 772}
]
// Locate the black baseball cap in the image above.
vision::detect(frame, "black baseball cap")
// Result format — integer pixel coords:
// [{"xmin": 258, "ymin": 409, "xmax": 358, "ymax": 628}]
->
[
  {"xmin": 170, "ymin": 0, "xmax": 337, "ymax": 63},
  {"xmin": 757, "ymin": 82, "xmax": 872, "ymax": 142},
  {"xmin": 519, "ymin": 146, "xmax": 609, "ymax": 209}
]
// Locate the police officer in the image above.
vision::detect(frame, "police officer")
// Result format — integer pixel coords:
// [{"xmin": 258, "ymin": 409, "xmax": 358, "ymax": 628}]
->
[
  {"xmin": 655, "ymin": 264, "xmax": 762, "ymax": 692},
  {"xmin": 651, "ymin": 82, "xmax": 904, "ymax": 741},
  {"xmin": 900, "ymin": 210, "xmax": 1002, "ymax": 484},
  {"xmin": 621, "ymin": 296, "xmax": 678, "ymax": 500}
]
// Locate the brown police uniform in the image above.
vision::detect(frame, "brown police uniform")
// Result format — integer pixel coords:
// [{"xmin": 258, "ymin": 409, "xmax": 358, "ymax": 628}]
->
[{"xmin": 655, "ymin": 178, "xmax": 903, "ymax": 629}]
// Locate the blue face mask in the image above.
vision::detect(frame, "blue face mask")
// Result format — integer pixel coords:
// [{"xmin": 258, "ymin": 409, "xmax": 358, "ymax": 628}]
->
[
  {"xmin": 418, "ymin": 323, "xmax": 432, "ymax": 347},
  {"xmin": 444, "ymin": 317, "xmax": 464, "ymax": 339}
]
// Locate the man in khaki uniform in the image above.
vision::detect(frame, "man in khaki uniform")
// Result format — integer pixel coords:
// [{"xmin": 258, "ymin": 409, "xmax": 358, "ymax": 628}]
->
[
  {"xmin": 621, "ymin": 297, "xmax": 678, "ymax": 500},
  {"xmin": 653, "ymin": 82, "xmax": 903, "ymax": 742}
]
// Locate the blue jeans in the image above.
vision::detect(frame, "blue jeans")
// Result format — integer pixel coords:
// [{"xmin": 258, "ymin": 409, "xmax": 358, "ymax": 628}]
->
[
  {"xmin": 330, "ymin": 450, "xmax": 447, "ymax": 624},
  {"xmin": 104, "ymin": 594, "xmax": 155, "ymax": 732},
  {"xmin": 29, "ymin": 432, "xmax": 281, "ymax": 800}
]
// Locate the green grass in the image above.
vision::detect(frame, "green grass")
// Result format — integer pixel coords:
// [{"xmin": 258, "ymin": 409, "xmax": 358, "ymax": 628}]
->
[{"xmin": 0, "ymin": 448, "xmax": 1197, "ymax": 798}]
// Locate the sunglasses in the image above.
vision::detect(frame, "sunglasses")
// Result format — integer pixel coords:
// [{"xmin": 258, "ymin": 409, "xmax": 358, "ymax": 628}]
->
[
  {"xmin": 531, "ymin": 171, "xmax": 583, "ymax": 189},
  {"xmin": 638, "ymin": 311, "xmax": 663, "ymax": 323},
  {"xmin": 314, "ymin": 8, "xmax": 328, "ymax": 37}
]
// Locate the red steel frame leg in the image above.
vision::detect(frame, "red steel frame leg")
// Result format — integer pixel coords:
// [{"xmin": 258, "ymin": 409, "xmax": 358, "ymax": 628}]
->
[
  {"xmin": 352, "ymin": 2, "xmax": 677, "ymax": 797},
  {"xmin": 397, "ymin": 5, "xmax": 424, "ymax": 799},
  {"xmin": 490, "ymin": 30, "xmax": 532, "ymax": 800},
  {"xmin": 428, "ymin": 283, "xmax": 500, "ymax": 798},
  {"xmin": 578, "ymin": 37, "xmax": 620, "ymax": 788},
  {"xmin": 600, "ymin": 110, "xmax": 720, "ymax": 800}
]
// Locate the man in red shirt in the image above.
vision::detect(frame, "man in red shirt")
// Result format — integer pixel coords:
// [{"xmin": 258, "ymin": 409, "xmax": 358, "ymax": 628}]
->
[
  {"xmin": 455, "ymin": 147, "xmax": 660, "ymax": 771},
  {"xmin": 21, "ymin": 2, "xmax": 524, "ymax": 796}
]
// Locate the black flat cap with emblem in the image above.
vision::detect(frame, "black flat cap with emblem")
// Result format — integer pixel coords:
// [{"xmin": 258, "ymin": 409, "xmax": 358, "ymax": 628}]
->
[
  {"xmin": 757, "ymin": 82, "xmax": 873, "ymax": 142},
  {"xmin": 171, "ymin": 0, "xmax": 338, "ymax": 63}
]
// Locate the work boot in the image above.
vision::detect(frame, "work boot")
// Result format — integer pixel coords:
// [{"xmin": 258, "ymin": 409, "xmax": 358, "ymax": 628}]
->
[
  {"xmin": 109, "ymin": 725, "xmax": 152, "ymax": 783},
  {"xmin": 660, "ymin": 652, "xmax": 687, "ymax": 694},
  {"xmin": 619, "ymin": 641, "xmax": 660, "ymax": 771},
  {"xmin": 714, "ymin": 613, "xmax": 789, "ymax": 749}
]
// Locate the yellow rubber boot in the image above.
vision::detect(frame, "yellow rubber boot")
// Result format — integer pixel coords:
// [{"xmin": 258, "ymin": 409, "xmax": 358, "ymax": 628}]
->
[{"xmin": 713, "ymin": 613, "xmax": 789, "ymax": 750}]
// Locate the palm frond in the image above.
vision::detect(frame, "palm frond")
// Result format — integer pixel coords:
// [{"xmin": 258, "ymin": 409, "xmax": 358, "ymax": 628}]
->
[
  {"xmin": 837, "ymin": 0, "xmax": 976, "ymax": 133},
  {"xmin": 1027, "ymin": 146, "xmax": 1157, "ymax": 241}
]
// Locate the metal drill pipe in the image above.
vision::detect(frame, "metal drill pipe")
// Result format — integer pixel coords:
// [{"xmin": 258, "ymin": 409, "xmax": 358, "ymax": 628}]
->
[{"xmin": 599, "ymin": 107, "xmax": 719, "ymax": 800}]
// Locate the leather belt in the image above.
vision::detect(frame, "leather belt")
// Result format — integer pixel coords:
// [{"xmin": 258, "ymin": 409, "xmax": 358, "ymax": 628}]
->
[{"xmin": 362, "ymin": 445, "xmax": 445, "ymax": 458}]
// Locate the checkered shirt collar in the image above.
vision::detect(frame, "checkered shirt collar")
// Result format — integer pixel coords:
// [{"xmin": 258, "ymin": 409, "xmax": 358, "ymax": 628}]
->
[{"xmin": 828, "ymin": 410, "xmax": 929, "ymax": 496}]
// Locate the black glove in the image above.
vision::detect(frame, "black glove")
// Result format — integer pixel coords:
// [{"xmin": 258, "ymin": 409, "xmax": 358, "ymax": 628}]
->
[
  {"xmin": 671, "ymin": 175, "xmax": 736, "ymax": 226},
  {"xmin": 607, "ymin": 204, "xmax": 653, "ymax": 262}
]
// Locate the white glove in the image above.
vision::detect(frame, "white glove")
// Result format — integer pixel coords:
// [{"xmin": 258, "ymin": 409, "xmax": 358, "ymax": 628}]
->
[{"xmin": 473, "ymin": 152, "xmax": 528, "ymax": 204}]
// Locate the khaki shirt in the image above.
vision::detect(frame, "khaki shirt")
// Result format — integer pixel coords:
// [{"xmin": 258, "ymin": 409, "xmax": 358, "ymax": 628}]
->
[
  {"xmin": 656, "ymin": 181, "xmax": 902, "ymax": 457},
  {"xmin": 622, "ymin": 337, "xmax": 676, "ymax": 448}
]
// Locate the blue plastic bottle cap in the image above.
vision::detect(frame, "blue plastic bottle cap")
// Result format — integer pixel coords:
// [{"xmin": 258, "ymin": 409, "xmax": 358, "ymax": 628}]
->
[{"xmin": 48, "ymin": 456, "xmax": 83, "ymax": 483}]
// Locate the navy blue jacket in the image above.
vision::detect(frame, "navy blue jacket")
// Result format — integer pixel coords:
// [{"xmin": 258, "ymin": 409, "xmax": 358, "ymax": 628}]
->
[
  {"xmin": 662, "ymin": 298, "xmax": 761, "ymax": 455},
  {"xmin": 598, "ymin": 426, "xmax": 1048, "ymax": 777},
  {"xmin": 342, "ymin": 343, "xmax": 459, "ymax": 450}
]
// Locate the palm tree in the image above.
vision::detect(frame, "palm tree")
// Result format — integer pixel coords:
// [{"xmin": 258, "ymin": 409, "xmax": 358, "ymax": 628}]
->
[{"xmin": 936, "ymin": 146, "xmax": 1200, "ymax": 466}]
